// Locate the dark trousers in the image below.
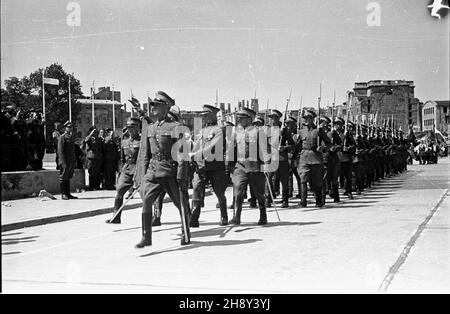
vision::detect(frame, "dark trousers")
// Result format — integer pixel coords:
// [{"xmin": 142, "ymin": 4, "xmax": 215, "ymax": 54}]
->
[
  {"xmin": 340, "ymin": 162, "xmax": 353, "ymax": 195},
  {"xmin": 87, "ymin": 158, "xmax": 102, "ymax": 189},
  {"xmin": 103, "ymin": 159, "xmax": 117, "ymax": 189},
  {"xmin": 323, "ymin": 160, "xmax": 340, "ymax": 196},
  {"xmin": 289, "ymin": 166, "xmax": 301, "ymax": 196},
  {"xmin": 115, "ymin": 169, "xmax": 135, "ymax": 208},
  {"xmin": 59, "ymin": 163, "xmax": 75, "ymax": 183},
  {"xmin": 233, "ymin": 170, "xmax": 266, "ymax": 215},
  {"xmin": 266, "ymin": 161, "xmax": 289, "ymax": 202},
  {"xmin": 192, "ymin": 169, "xmax": 227, "ymax": 217}
]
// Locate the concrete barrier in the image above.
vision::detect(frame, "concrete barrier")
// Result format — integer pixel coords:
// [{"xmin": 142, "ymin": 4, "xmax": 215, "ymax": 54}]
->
[{"xmin": 1, "ymin": 169, "xmax": 86, "ymax": 201}]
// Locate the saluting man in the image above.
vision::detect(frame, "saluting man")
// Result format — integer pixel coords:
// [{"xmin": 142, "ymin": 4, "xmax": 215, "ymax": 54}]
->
[
  {"xmin": 190, "ymin": 104, "xmax": 229, "ymax": 227},
  {"xmin": 57, "ymin": 121, "xmax": 78, "ymax": 200},
  {"xmin": 136, "ymin": 91, "xmax": 191, "ymax": 248},
  {"xmin": 105, "ymin": 117, "xmax": 141, "ymax": 224}
]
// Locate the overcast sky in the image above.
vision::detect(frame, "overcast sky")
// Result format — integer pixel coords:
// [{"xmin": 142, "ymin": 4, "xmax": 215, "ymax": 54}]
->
[{"xmin": 1, "ymin": 0, "xmax": 449, "ymax": 111}]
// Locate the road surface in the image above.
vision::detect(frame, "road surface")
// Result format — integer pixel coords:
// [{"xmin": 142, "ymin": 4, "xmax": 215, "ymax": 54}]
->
[{"xmin": 2, "ymin": 159, "xmax": 449, "ymax": 293}]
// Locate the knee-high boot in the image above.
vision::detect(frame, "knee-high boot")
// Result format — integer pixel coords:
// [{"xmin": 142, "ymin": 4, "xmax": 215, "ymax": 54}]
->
[
  {"xmin": 300, "ymin": 183, "xmax": 308, "ymax": 207},
  {"xmin": 135, "ymin": 213, "xmax": 152, "ymax": 248},
  {"xmin": 106, "ymin": 198, "xmax": 122, "ymax": 224}
]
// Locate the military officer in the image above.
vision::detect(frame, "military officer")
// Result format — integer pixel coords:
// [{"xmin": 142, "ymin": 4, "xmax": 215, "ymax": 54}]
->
[
  {"xmin": 247, "ymin": 115, "xmax": 266, "ymax": 208},
  {"xmin": 226, "ymin": 107, "xmax": 268, "ymax": 225},
  {"xmin": 353, "ymin": 125, "xmax": 366, "ymax": 195},
  {"xmin": 322, "ymin": 116, "xmax": 342, "ymax": 203},
  {"xmin": 83, "ymin": 126, "xmax": 104, "ymax": 190},
  {"xmin": 296, "ymin": 110, "xmax": 331, "ymax": 207},
  {"xmin": 57, "ymin": 121, "xmax": 78, "ymax": 200},
  {"xmin": 102, "ymin": 128, "xmax": 120, "ymax": 190},
  {"xmin": 190, "ymin": 104, "xmax": 228, "ymax": 227},
  {"xmin": 151, "ymin": 104, "xmax": 186, "ymax": 227},
  {"xmin": 265, "ymin": 109, "xmax": 292, "ymax": 208},
  {"xmin": 336, "ymin": 118, "xmax": 355, "ymax": 199},
  {"xmin": 136, "ymin": 91, "xmax": 190, "ymax": 248},
  {"xmin": 105, "ymin": 118, "xmax": 141, "ymax": 224}
]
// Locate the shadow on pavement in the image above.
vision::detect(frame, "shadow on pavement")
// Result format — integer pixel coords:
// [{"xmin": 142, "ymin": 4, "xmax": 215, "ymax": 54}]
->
[
  {"xmin": 2, "ymin": 251, "xmax": 21, "ymax": 256},
  {"xmin": 1, "ymin": 232, "xmax": 23, "ymax": 237},
  {"xmin": 139, "ymin": 238, "xmax": 262, "ymax": 258},
  {"xmin": 2, "ymin": 235, "xmax": 39, "ymax": 245}
]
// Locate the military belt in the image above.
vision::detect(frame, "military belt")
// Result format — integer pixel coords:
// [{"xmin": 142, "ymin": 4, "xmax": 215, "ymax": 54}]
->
[
  {"xmin": 125, "ymin": 158, "xmax": 137, "ymax": 165},
  {"xmin": 152, "ymin": 153, "xmax": 173, "ymax": 161}
]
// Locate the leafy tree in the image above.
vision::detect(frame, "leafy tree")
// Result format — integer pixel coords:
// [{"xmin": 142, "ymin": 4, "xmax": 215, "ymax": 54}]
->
[{"xmin": 2, "ymin": 63, "xmax": 84, "ymax": 148}]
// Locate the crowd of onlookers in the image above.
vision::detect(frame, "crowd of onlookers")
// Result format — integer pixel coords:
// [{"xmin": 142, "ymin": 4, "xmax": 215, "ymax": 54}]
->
[
  {"xmin": 1, "ymin": 105, "xmax": 47, "ymax": 171},
  {"xmin": 411, "ymin": 140, "xmax": 448, "ymax": 165},
  {"xmin": 1, "ymin": 104, "xmax": 123, "ymax": 191}
]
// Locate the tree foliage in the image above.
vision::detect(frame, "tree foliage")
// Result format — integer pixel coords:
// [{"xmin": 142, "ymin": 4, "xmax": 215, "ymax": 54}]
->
[{"xmin": 1, "ymin": 63, "xmax": 84, "ymax": 144}]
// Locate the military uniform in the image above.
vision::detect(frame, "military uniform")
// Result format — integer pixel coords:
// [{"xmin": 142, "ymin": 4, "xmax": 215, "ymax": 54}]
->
[
  {"xmin": 57, "ymin": 121, "xmax": 78, "ymax": 200},
  {"xmin": 337, "ymin": 120, "xmax": 356, "ymax": 199},
  {"xmin": 322, "ymin": 117, "xmax": 342, "ymax": 203},
  {"xmin": 83, "ymin": 127, "xmax": 104, "ymax": 190},
  {"xmin": 106, "ymin": 119, "xmax": 141, "ymax": 224},
  {"xmin": 226, "ymin": 108, "xmax": 267, "ymax": 225},
  {"xmin": 136, "ymin": 91, "xmax": 190, "ymax": 248},
  {"xmin": 102, "ymin": 131, "xmax": 120, "ymax": 190},
  {"xmin": 296, "ymin": 110, "xmax": 331, "ymax": 207},
  {"xmin": 353, "ymin": 127, "xmax": 366, "ymax": 194},
  {"xmin": 190, "ymin": 105, "xmax": 228, "ymax": 227},
  {"xmin": 265, "ymin": 110, "xmax": 293, "ymax": 208}
]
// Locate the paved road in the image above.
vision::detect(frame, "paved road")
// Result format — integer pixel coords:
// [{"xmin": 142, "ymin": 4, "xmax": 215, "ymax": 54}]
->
[{"xmin": 2, "ymin": 159, "xmax": 449, "ymax": 293}]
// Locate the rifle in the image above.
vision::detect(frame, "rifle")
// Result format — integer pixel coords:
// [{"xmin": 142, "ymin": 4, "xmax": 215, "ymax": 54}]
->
[
  {"xmin": 298, "ymin": 96, "xmax": 303, "ymax": 131},
  {"xmin": 332, "ymin": 90, "xmax": 336, "ymax": 145},
  {"xmin": 344, "ymin": 108, "xmax": 350, "ymax": 150},
  {"xmin": 317, "ymin": 83, "xmax": 322, "ymax": 147},
  {"xmin": 282, "ymin": 88, "xmax": 293, "ymax": 129},
  {"xmin": 265, "ymin": 98, "xmax": 269, "ymax": 125}
]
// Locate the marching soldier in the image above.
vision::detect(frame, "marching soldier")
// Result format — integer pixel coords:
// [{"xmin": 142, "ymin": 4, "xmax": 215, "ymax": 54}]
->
[
  {"xmin": 136, "ymin": 91, "xmax": 191, "ymax": 248},
  {"xmin": 57, "ymin": 121, "xmax": 78, "ymax": 200},
  {"xmin": 296, "ymin": 109, "xmax": 331, "ymax": 207},
  {"xmin": 336, "ymin": 118, "xmax": 355, "ymax": 199},
  {"xmin": 151, "ymin": 104, "xmax": 186, "ymax": 227},
  {"xmin": 226, "ymin": 107, "xmax": 268, "ymax": 225},
  {"xmin": 247, "ymin": 115, "xmax": 266, "ymax": 208},
  {"xmin": 353, "ymin": 125, "xmax": 366, "ymax": 195},
  {"xmin": 105, "ymin": 118, "xmax": 141, "ymax": 224},
  {"xmin": 265, "ymin": 109, "xmax": 292, "ymax": 208},
  {"xmin": 322, "ymin": 116, "xmax": 342, "ymax": 204},
  {"xmin": 190, "ymin": 104, "xmax": 228, "ymax": 227}
]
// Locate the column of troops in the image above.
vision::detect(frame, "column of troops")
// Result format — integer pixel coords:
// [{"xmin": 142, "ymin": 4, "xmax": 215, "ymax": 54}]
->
[{"xmin": 99, "ymin": 91, "xmax": 412, "ymax": 249}]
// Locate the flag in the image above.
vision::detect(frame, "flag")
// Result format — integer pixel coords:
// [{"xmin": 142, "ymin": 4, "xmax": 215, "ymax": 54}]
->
[{"xmin": 43, "ymin": 77, "xmax": 59, "ymax": 85}]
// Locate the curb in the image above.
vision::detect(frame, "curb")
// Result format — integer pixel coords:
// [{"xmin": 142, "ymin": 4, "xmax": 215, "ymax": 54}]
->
[{"xmin": 1, "ymin": 191, "xmax": 212, "ymax": 232}]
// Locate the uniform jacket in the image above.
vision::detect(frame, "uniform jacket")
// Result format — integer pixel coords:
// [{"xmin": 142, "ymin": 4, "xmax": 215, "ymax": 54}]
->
[
  {"xmin": 192, "ymin": 124, "xmax": 225, "ymax": 171},
  {"xmin": 83, "ymin": 135, "xmax": 103, "ymax": 160},
  {"xmin": 323, "ymin": 129, "xmax": 342, "ymax": 164},
  {"xmin": 103, "ymin": 136, "xmax": 120, "ymax": 162},
  {"xmin": 144, "ymin": 118, "xmax": 188, "ymax": 180},
  {"xmin": 296, "ymin": 125, "xmax": 331, "ymax": 165},
  {"xmin": 120, "ymin": 135, "xmax": 140, "ymax": 173},
  {"xmin": 226, "ymin": 125, "xmax": 265, "ymax": 173},
  {"xmin": 57, "ymin": 132, "xmax": 76, "ymax": 166},
  {"xmin": 337, "ymin": 130, "xmax": 355, "ymax": 163}
]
